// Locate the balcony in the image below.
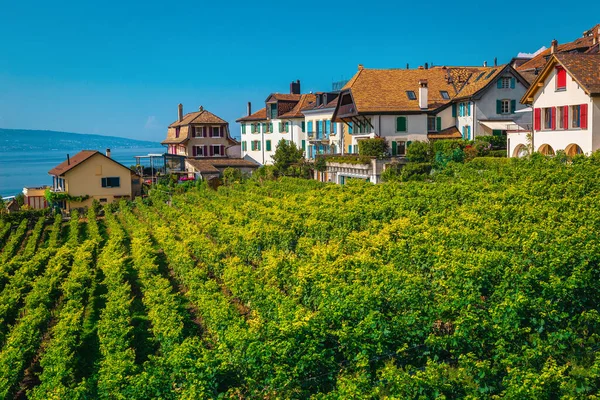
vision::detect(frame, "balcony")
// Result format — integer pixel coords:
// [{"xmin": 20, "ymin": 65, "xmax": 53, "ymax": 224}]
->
[{"xmin": 337, "ymin": 103, "xmax": 356, "ymax": 117}]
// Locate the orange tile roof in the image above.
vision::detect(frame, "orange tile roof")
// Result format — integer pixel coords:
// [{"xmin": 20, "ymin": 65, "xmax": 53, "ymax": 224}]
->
[
  {"xmin": 268, "ymin": 93, "xmax": 302, "ymax": 101},
  {"xmin": 48, "ymin": 150, "xmax": 132, "ymax": 176},
  {"xmin": 279, "ymin": 94, "xmax": 316, "ymax": 118},
  {"xmin": 161, "ymin": 137, "xmax": 189, "ymax": 145},
  {"xmin": 236, "ymin": 107, "xmax": 267, "ymax": 122},
  {"xmin": 301, "ymin": 97, "xmax": 338, "ymax": 112},
  {"xmin": 340, "ymin": 67, "xmax": 456, "ymax": 113},
  {"xmin": 169, "ymin": 108, "xmax": 227, "ymax": 128},
  {"xmin": 555, "ymin": 53, "xmax": 600, "ymax": 94},
  {"xmin": 451, "ymin": 66, "xmax": 506, "ymax": 99},
  {"xmin": 428, "ymin": 126, "xmax": 461, "ymax": 140}
]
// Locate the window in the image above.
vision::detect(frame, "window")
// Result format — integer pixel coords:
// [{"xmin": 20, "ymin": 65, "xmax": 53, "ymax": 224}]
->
[
  {"xmin": 307, "ymin": 121, "xmax": 313, "ymax": 134},
  {"xmin": 301, "ymin": 121, "xmax": 305, "ymax": 132},
  {"xmin": 241, "ymin": 124, "xmax": 246, "ymax": 134},
  {"xmin": 325, "ymin": 120, "xmax": 331, "ymax": 135},
  {"xmin": 427, "ymin": 116, "xmax": 437, "ymax": 132},
  {"xmin": 557, "ymin": 107, "xmax": 564, "ymax": 129},
  {"xmin": 572, "ymin": 105, "xmax": 581, "ymax": 128},
  {"xmin": 406, "ymin": 91, "xmax": 417, "ymax": 100},
  {"xmin": 285, "ymin": 122, "xmax": 289, "ymax": 133},
  {"xmin": 269, "ymin": 103, "xmax": 277, "ymax": 119},
  {"xmin": 556, "ymin": 67, "xmax": 567, "ymax": 91},
  {"xmin": 269, "ymin": 123, "xmax": 273, "ymax": 133},
  {"xmin": 501, "ymin": 100, "xmax": 510, "ymax": 114},
  {"xmin": 175, "ymin": 127, "xmax": 180, "ymax": 138},
  {"xmin": 391, "ymin": 141, "xmax": 406, "ymax": 156},
  {"xmin": 316, "ymin": 121, "xmax": 322, "ymax": 138},
  {"xmin": 242, "ymin": 141, "xmax": 247, "ymax": 151},
  {"xmin": 101, "ymin": 177, "xmax": 120, "ymax": 188},
  {"xmin": 266, "ymin": 140, "xmax": 272, "ymax": 151},
  {"xmin": 193, "ymin": 145, "xmax": 205, "ymax": 157},
  {"xmin": 543, "ymin": 107, "xmax": 552, "ymax": 130},
  {"xmin": 99, "ymin": 198, "xmax": 107, "ymax": 203},
  {"xmin": 474, "ymin": 72, "xmax": 486, "ymax": 82},
  {"xmin": 212, "ymin": 145, "xmax": 221, "ymax": 155},
  {"xmin": 396, "ymin": 116, "xmax": 407, "ymax": 132},
  {"xmin": 440, "ymin": 91, "xmax": 450, "ymax": 100},
  {"xmin": 500, "ymin": 77, "xmax": 511, "ymax": 89},
  {"xmin": 485, "ymin": 69, "xmax": 497, "ymax": 79}
]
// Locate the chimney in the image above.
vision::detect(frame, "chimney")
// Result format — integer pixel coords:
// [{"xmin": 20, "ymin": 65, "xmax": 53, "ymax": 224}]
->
[
  {"xmin": 67, "ymin": 154, "xmax": 70, "ymax": 165},
  {"xmin": 425, "ymin": 62, "xmax": 429, "ymax": 69},
  {"xmin": 551, "ymin": 39, "xmax": 558, "ymax": 54},
  {"xmin": 406, "ymin": 63, "xmax": 409, "ymax": 69},
  {"xmin": 494, "ymin": 57, "xmax": 498, "ymax": 67},
  {"xmin": 594, "ymin": 28, "xmax": 599, "ymax": 45},
  {"xmin": 418, "ymin": 65, "xmax": 424, "ymax": 70},
  {"xmin": 483, "ymin": 61, "xmax": 488, "ymax": 67},
  {"xmin": 358, "ymin": 64, "xmax": 364, "ymax": 70},
  {"xmin": 106, "ymin": 148, "xmax": 111, "ymax": 158},
  {"xmin": 247, "ymin": 101, "xmax": 252, "ymax": 116},
  {"xmin": 419, "ymin": 80, "xmax": 428, "ymax": 110},
  {"xmin": 178, "ymin": 103, "xmax": 183, "ymax": 122},
  {"xmin": 199, "ymin": 105, "xmax": 204, "ymax": 111},
  {"xmin": 290, "ymin": 80, "xmax": 301, "ymax": 94}
]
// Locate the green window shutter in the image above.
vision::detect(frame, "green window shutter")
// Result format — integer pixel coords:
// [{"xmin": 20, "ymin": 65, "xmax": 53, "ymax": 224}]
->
[
  {"xmin": 349, "ymin": 122, "xmax": 353, "ymax": 134},
  {"xmin": 510, "ymin": 100, "xmax": 516, "ymax": 113},
  {"xmin": 467, "ymin": 103, "xmax": 471, "ymax": 116},
  {"xmin": 510, "ymin": 78, "xmax": 516, "ymax": 89},
  {"xmin": 251, "ymin": 124, "xmax": 255, "ymax": 134},
  {"xmin": 452, "ymin": 104, "xmax": 457, "ymax": 117},
  {"xmin": 467, "ymin": 126, "xmax": 471, "ymax": 140},
  {"xmin": 348, "ymin": 145, "xmax": 352, "ymax": 153},
  {"xmin": 459, "ymin": 103, "xmax": 463, "ymax": 117},
  {"xmin": 269, "ymin": 123, "xmax": 273, "ymax": 132},
  {"xmin": 242, "ymin": 124, "xmax": 246, "ymax": 134},
  {"xmin": 302, "ymin": 140, "xmax": 306, "ymax": 150},
  {"xmin": 462, "ymin": 127, "xmax": 466, "ymax": 139},
  {"xmin": 266, "ymin": 140, "xmax": 271, "ymax": 151},
  {"xmin": 396, "ymin": 116, "xmax": 406, "ymax": 132},
  {"xmin": 407, "ymin": 140, "xmax": 412, "ymax": 147},
  {"xmin": 496, "ymin": 100, "xmax": 502, "ymax": 114},
  {"xmin": 286, "ymin": 122, "xmax": 289, "ymax": 132},
  {"xmin": 497, "ymin": 79, "xmax": 503, "ymax": 89},
  {"xmin": 302, "ymin": 121, "xmax": 305, "ymax": 132},
  {"xmin": 391, "ymin": 141, "xmax": 397, "ymax": 156},
  {"xmin": 258, "ymin": 141, "xmax": 261, "ymax": 151},
  {"xmin": 436, "ymin": 117, "xmax": 441, "ymax": 131}
]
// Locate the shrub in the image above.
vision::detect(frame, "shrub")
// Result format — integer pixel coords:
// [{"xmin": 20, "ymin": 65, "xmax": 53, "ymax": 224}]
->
[
  {"xmin": 400, "ymin": 162, "xmax": 433, "ymax": 181},
  {"xmin": 488, "ymin": 149, "xmax": 507, "ymax": 158},
  {"xmin": 406, "ymin": 141, "xmax": 433, "ymax": 163},
  {"xmin": 272, "ymin": 140, "xmax": 304, "ymax": 176},
  {"xmin": 222, "ymin": 167, "xmax": 243, "ymax": 185},
  {"xmin": 478, "ymin": 134, "xmax": 507, "ymax": 149},
  {"xmin": 358, "ymin": 138, "xmax": 388, "ymax": 158},
  {"xmin": 381, "ymin": 163, "xmax": 402, "ymax": 182}
]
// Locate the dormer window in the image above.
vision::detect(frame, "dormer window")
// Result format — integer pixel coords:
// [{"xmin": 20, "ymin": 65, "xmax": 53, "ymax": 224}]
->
[
  {"xmin": 269, "ymin": 103, "xmax": 277, "ymax": 119},
  {"xmin": 175, "ymin": 127, "xmax": 180, "ymax": 138},
  {"xmin": 440, "ymin": 91, "xmax": 450, "ymax": 100},
  {"xmin": 500, "ymin": 77, "xmax": 511, "ymax": 89},
  {"xmin": 406, "ymin": 91, "xmax": 417, "ymax": 100}
]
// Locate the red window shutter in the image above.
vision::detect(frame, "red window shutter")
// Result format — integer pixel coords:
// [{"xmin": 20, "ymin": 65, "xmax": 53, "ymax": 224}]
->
[
  {"xmin": 203, "ymin": 145, "xmax": 208, "ymax": 156},
  {"xmin": 534, "ymin": 108, "xmax": 541, "ymax": 131},
  {"xmin": 192, "ymin": 146, "xmax": 197, "ymax": 156},
  {"xmin": 563, "ymin": 106, "xmax": 569, "ymax": 130},
  {"xmin": 209, "ymin": 146, "xmax": 214, "ymax": 156},
  {"xmin": 551, "ymin": 107, "xmax": 556, "ymax": 130},
  {"xmin": 202, "ymin": 126, "xmax": 207, "ymax": 137},
  {"xmin": 220, "ymin": 126, "xmax": 223, "ymax": 137},
  {"xmin": 581, "ymin": 104, "xmax": 588, "ymax": 129},
  {"xmin": 556, "ymin": 67, "xmax": 566, "ymax": 89},
  {"xmin": 221, "ymin": 145, "xmax": 225, "ymax": 156}
]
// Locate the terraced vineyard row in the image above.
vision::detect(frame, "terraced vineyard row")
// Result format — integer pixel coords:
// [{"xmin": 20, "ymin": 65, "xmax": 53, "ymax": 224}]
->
[{"xmin": 1, "ymin": 155, "xmax": 600, "ymax": 397}]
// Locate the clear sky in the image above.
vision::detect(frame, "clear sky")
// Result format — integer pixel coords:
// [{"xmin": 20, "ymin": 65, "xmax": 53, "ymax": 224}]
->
[{"xmin": 0, "ymin": 0, "xmax": 598, "ymax": 142}]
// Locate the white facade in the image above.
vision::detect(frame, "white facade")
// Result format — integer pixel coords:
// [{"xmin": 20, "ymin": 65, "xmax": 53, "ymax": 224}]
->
[
  {"xmin": 509, "ymin": 65, "xmax": 597, "ymax": 157},
  {"xmin": 303, "ymin": 108, "xmax": 343, "ymax": 158},
  {"xmin": 240, "ymin": 118, "xmax": 305, "ymax": 165}
]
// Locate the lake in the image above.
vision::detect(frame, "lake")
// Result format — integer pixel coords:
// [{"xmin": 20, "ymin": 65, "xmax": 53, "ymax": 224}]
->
[{"xmin": 0, "ymin": 147, "xmax": 164, "ymax": 197}]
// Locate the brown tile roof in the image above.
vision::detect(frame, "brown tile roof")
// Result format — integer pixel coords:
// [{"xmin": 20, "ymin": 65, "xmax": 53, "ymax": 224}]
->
[
  {"xmin": 451, "ymin": 66, "xmax": 506, "ymax": 99},
  {"xmin": 519, "ymin": 70, "xmax": 538, "ymax": 84},
  {"xmin": 428, "ymin": 126, "xmax": 461, "ymax": 140},
  {"xmin": 161, "ymin": 137, "xmax": 189, "ymax": 145},
  {"xmin": 169, "ymin": 109, "xmax": 227, "ymax": 128},
  {"xmin": 279, "ymin": 94, "xmax": 316, "ymax": 118},
  {"xmin": 269, "ymin": 94, "xmax": 302, "ymax": 101},
  {"xmin": 341, "ymin": 67, "xmax": 457, "ymax": 113},
  {"xmin": 518, "ymin": 24, "xmax": 600, "ymax": 72},
  {"xmin": 48, "ymin": 150, "xmax": 132, "ymax": 176},
  {"xmin": 186, "ymin": 158, "xmax": 259, "ymax": 173},
  {"xmin": 555, "ymin": 53, "xmax": 600, "ymax": 95},
  {"xmin": 301, "ymin": 97, "xmax": 338, "ymax": 112},
  {"xmin": 236, "ymin": 107, "xmax": 267, "ymax": 122}
]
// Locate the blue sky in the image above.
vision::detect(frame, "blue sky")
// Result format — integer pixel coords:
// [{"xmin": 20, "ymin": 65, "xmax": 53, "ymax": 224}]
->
[{"xmin": 0, "ymin": 0, "xmax": 598, "ymax": 142}]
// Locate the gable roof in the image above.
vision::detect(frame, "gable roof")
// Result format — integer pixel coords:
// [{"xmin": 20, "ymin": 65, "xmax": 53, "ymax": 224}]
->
[
  {"xmin": 449, "ymin": 66, "xmax": 506, "ymax": 99},
  {"xmin": 521, "ymin": 53, "xmax": 600, "ymax": 103},
  {"xmin": 48, "ymin": 150, "xmax": 133, "ymax": 176},
  {"xmin": 279, "ymin": 94, "xmax": 316, "ymax": 118},
  {"xmin": 339, "ymin": 67, "xmax": 457, "ymax": 113},
  {"xmin": 517, "ymin": 24, "xmax": 600, "ymax": 73},
  {"xmin": 266, "ymin": 93, "xmax": 302, "ymax": 102},
  {"xmin": 301, "ymin": 97, "xmax": 339, "ymax": 112},
  {"xmin": 236, "ymin": 107, "xmax": 267, "ymax": 122},
  {"xmin": 169, "ymin": 109, "xmax": 228, "ymax": 128}
]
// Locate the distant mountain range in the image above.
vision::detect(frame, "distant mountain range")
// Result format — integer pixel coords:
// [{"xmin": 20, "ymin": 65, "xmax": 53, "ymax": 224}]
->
[{"xmin": 0, "ymin": 129, "xmax": 161, "ymax": 152}]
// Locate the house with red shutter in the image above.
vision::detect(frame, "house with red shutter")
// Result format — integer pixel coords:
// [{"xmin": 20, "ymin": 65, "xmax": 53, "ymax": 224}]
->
[
  {"xmin": 162, "ymin": 104, "xmax": 258, "ymax": 178},
  {"xmin": 512, "ymin": 53, "xmax": 600, "ymax": 157}
]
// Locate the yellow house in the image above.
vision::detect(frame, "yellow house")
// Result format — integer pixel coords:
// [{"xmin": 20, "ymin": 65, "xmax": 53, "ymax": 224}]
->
[{"xmin": 48, "ymin": 149, "xmax": 141, "ymax": 210}]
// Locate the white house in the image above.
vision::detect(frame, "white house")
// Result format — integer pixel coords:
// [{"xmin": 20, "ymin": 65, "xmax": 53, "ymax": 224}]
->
[
  {"xmin": 512, "ymin": 53, "xmax": 600, "ymax": 157},
  {"xmin": 301, "ymin": 92, "xmax": 344, "ymax": 159},
  {"xmin": 237, "ymin": 81, "xmax": 314, "ymax": 165}
]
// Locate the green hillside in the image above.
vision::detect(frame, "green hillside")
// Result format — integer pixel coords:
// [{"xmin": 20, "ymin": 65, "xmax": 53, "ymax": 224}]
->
[{"xmin": 1, "ymin": 155, "xmax": 600, "ymax": 398}]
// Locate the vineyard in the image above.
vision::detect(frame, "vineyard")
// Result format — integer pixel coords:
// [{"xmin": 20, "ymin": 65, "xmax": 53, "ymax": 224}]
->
[{"xmin": 2, "ymin": 155, "xmax": 600, "ymax": 398}]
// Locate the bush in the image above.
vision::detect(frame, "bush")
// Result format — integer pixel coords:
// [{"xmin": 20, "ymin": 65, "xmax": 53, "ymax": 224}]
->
[
  {"xmin": 358, "ymin": 138, "xmax": 388, "ymax": 158},
  {"xmin": 272, "ymin": 140, "xmax": 304, "ymax": 176},
  {"xmin": 381, "ymin": 163, "xmax": 402, "ymax": 182},
  {"xmin": 478, "ymin": 134, "xmax": 507, "ymax": 149},
  {"xmin": 488, "ymin": 149, "xmax": 507, "ymax": 158},
  {"xmin": 400, "ymin": 162, "xmax": 433, "ymax": 181},
  {"xmin": 406, "ymin": 141, "xmax": 433, "ymax": 163},
  {"xmin": 222, "ymin": 167, "xmax": 243, "ymax": 185}
]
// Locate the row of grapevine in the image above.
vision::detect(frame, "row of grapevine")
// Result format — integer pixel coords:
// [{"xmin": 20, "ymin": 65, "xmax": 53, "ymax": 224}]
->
[
  {"xmin": 0, "ymin": 247, "xmax": 73, "ymax": 398},
  {"xmin": 0, "ymin": 219, "xmax": 29, "ymax": 263},
  {"xmin": 21, "ymin": 217, "xmax": 46, "ymax": 259},
  {"xmin": 47, "ymin": 213, "xmax": 63, "ymax": 248}
]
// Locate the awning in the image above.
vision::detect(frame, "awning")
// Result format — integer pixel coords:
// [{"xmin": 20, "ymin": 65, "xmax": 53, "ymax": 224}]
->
[
  {"xmin": 515, "ymin": 106, "xmax": 532, "ymax": 113},
  {"xmin": 479, "ymin": 121, "xmax": 514, "ymax": 131}
]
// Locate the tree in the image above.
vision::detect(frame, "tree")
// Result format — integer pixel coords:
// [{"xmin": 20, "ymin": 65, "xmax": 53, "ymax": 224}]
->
[
  {"xmin": 406, "ymin": 141, "xmax": 433, "ymax": 163},
  {"xmin": 272, "ymin": 140, "xmax": 304, "ymax": 176},
  {"xmin": 358, "ymin": 138, "xmax": 388, "ymax": 158}
]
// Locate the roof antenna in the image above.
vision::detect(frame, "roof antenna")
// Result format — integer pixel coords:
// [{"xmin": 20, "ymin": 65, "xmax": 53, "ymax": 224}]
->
[
  {"xmin": 494, "ymin": 57, "xmax": 498, "ymax": 67},
  {"xmin": 406, "ymin": 63, "xmax": 409, "ymax": 69}
]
